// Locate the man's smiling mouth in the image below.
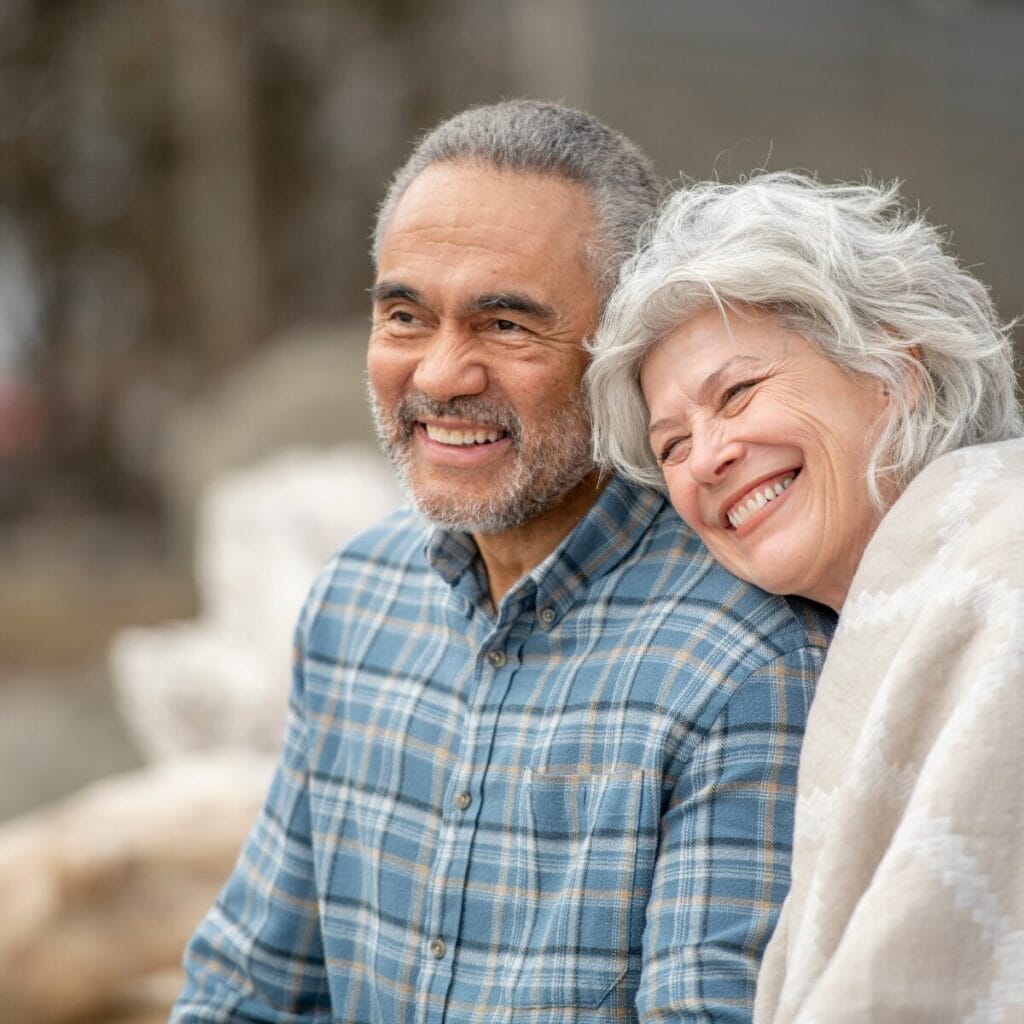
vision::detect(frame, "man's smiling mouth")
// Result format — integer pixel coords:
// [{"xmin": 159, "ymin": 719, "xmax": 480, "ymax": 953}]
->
[{"xmin": 423, "ymin": 423, "xmax": 508, "ymax": 446}]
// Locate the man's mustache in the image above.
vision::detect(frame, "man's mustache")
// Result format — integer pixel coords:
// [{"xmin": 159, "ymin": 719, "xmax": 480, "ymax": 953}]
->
[{"xmin": 395, "ymin": 393, "xmax": 523, "ymax": 443}]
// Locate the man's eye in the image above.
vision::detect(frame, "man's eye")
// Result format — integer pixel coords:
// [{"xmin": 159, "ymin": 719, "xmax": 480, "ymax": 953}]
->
[
  {"xmin": 493, "ymin": 318, "xmax": 522, "ymax": 332},
  {"xmin": 383, "ymin": 309, "xmax": 426, "ymax": 333}
]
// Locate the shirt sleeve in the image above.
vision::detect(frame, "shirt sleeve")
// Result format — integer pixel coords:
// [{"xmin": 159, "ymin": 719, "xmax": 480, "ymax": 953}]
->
[
  {"xmin": 635, "ymin": 643, "xmax": 823, "ymax": 1023},
  {"xmin": 170, "ymin": 628, "xmax": 333, "ymax": 1022}
]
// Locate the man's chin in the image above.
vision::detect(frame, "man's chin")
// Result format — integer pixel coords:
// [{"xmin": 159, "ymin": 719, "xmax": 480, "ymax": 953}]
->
[
  {"xmin": 406, "ymin": 490, "xmax": 524, "ymax": 535},
  {"xmin": 404, "ymin": 469, "xmax": 594, "ymax": 536},
  {"xmin": 385, "ymin": 425, "xmax": 596, "ymax": 536}
]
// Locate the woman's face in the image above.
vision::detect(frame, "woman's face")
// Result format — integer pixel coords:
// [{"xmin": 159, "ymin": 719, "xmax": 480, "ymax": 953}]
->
[{"xmin": 640, "ymin": 306, "xmax": 891, "ymax": 611}]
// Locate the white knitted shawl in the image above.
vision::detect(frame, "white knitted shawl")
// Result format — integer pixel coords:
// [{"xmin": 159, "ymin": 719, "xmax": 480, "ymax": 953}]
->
[{"xmin": 755, "ymin": 439, "xmax": 1024, "ymax": 1024}]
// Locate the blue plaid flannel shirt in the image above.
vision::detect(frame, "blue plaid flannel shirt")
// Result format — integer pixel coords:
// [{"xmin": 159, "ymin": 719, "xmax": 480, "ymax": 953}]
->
[{"xmin": 173, "ymin": 475, "xmax": 834, "ymax": 1023}]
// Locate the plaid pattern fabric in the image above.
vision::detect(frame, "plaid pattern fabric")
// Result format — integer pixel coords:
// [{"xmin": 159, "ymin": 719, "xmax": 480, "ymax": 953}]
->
[{"xmin": 173, "ymin": 475, "xmax": 834, "ymax": 1024}]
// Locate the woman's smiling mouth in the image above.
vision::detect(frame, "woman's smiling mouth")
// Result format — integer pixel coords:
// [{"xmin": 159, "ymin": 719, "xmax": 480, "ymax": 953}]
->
[{"xmin": 725, "ymin": 470, "xmax": 799, "ymax": 529}]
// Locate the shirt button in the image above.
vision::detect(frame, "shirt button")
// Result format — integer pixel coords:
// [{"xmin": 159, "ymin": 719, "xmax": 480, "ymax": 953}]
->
[
  {"xmin": 487, "ymin": 650, "xmax": 506, "ymax": 668},
  {"xmin": 539, "ymin": 607, "xmax": 556, "ymax": 624},
  {"xmin": 429, "ymin": 938, "xmax": 447, "ymax": 959},
  {"xmin": 454, "ymin": 791, "xmax": 472, "ymax": 811}
]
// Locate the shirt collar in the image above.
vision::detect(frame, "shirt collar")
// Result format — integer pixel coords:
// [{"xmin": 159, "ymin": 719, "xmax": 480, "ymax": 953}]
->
[{"xmin": 425, "ymin": 475, "xmax": 667, "ymax": 622}]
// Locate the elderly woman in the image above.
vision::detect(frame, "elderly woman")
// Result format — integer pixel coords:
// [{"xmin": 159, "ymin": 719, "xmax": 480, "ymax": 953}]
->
[{"xmin": 587, "ymin": 172, "xmax": 1024, "ymax": 1023}]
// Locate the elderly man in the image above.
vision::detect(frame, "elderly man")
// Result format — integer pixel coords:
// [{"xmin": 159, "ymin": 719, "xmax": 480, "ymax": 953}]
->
[{"xmin": 172, "ymin": 100, "xmax": 834, "ymax": 1023}]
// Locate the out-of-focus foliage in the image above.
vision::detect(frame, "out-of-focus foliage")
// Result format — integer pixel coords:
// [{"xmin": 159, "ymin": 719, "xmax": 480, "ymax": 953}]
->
[
  {"xmin": 0, "ymin": 0, "xmax": 505, "ymax": 519},
  {"xmin": 2, "ymin": 0, "xmax": 1022, "ymax": 528},
  {"xmin": 0, "ymin": 0, "xmax": 1021, "ymax": 657}
]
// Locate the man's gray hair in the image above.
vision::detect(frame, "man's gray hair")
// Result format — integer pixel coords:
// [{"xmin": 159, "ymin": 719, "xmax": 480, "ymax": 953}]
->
[
  {"xmin": 372, "ymin": 99, "xmax": 659, "ymax": 306},
  {"xmin": 587, "ymin": 171, "xmax": 1023, "ymax": 509}
]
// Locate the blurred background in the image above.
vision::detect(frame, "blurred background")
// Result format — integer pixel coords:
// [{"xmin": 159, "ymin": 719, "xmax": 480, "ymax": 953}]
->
[{"xmin": 0, "ymin": 0, "xmax": 1022, "ymax": 1020}]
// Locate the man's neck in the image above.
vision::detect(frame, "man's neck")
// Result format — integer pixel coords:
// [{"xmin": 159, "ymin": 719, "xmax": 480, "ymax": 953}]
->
[{"xmin": 473, "ymin": 470, "xmax": 608, "ymax": 610}]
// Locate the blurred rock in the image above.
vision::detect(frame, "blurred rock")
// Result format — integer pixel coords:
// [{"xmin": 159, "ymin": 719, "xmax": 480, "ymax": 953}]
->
[
  {"xmin": 111, "ymin": 443, "xmax": 402, "ymax": 760},
  {"xmin": 0, "ymin": 442, "xmax": 405, "ymax": 1022},
  {"xmin": 0, "ymin": 667, "xmax": 143, "ymax": 821},
  {"xmin": 160, "ymin": 321, "xmax": 377, "ymax": 545},
  {"xmin": 0, "ymin": 753, "xmax": 275, "ymax": 1024}
]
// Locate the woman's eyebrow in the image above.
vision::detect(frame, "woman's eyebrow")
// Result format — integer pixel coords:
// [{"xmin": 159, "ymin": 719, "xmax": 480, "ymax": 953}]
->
[
  {"xmin": 647, "ymin": 354, "xmax": 764, "ymax": 437},
  {"xmin": 696, "ymin": 355, "xmax": 762, "ymax": 403},
  {"xmin": 648, "ymin": 414, "xmax": 684, "ymax": 438}
]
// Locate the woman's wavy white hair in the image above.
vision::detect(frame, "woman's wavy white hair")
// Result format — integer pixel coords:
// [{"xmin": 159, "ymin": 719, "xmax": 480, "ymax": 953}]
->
[{"xmin": 586, "ymin": 171, "xmax": 1023, "ymax": 509}]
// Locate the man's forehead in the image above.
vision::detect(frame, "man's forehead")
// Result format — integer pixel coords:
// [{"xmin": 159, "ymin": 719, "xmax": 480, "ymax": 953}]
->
[
  {"xmin": 375, "ymin": 178, "xmax": 592, "ymax": 305},
  {"xmin": 400, "ymin": 159, "xmax": 589, "ymax": 201},
  {"xmin": 381, "ymin": 162, "xmax": 595, "ymax": 247}
]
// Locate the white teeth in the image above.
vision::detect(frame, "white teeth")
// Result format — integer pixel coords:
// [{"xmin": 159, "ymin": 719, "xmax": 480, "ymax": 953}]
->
[
  {"xmin": 727, "ymin": 475, "xmax": 794, "ymax": 528},
  {"xmin": 728, "ymin": 506, "xmax": 751, "ymax": 528},
  {"xmin": 425, "ymin": 424, "xmax": 503, "ymax": 446}
]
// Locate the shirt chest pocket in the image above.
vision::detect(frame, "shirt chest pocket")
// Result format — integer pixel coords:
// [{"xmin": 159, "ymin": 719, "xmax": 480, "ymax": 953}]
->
[{"xmin": 505, "ymin": 768, "xmax": 658, "ymax": 1011}]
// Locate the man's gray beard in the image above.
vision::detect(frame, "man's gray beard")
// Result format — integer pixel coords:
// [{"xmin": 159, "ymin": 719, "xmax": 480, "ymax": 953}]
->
[{"xmin": 367, "ymin": 384, "xmax": 595, "ymax": 535}]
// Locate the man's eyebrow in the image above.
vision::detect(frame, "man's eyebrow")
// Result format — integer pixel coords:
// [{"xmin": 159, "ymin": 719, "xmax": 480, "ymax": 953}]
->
[
  {"xmin": 467, "ymin": 293, "xmax": 556, "ymax": 320},
  {"xmin": 371, "ymin": 281, "xmax": 422, "ymax": 305}
]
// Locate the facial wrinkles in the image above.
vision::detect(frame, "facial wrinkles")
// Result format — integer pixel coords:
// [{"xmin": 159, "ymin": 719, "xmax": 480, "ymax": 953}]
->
[
  {"xmin": 369, "ymin": 166, "xmax": 601, "ymax": 537},
  {"xmin": 722, "ymin": 380, "xmax": 874, "ymax": 597},
  {"xmin": 368, "ymin": 384, "xmax": 594, "ymax": 534},
  {"xmin": 772, "ymin": 377, "xmax": 869, "ymax": 483},
  {"xmin": 643, "ymin": 307, "xmax": 892, "ymax": 611},
  {"xmin": 391, "ymin": 190, "xmax": 576, "ymax": 277}
]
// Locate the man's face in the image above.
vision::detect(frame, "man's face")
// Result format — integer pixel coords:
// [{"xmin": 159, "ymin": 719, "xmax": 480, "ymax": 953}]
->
[{"xmin": 368, "ymin": 163, "xmax": 602, "ymax": 535}]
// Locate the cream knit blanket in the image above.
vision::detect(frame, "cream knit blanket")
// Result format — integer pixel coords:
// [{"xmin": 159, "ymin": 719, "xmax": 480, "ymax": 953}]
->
[{"xmin": 754, "ymin": 439, "xmax": 1024, "ymax": 1023}]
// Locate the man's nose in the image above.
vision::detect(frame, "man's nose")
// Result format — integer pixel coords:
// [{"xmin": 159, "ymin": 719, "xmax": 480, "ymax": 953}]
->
[
  {"xmin": 411, "ymin": 327, "xmax": 487, "ymax": 402},
  {"xmin": 688, "ymin": 428, "xmax": 744, "ymax": 485}
]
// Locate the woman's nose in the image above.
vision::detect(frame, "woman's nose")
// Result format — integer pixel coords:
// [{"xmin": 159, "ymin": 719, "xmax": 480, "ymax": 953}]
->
[
  {"xmin": 411, "ymin": 328, "xmax": 487, "ymax": 402},
  {"xmin": 688, "ymin": 430, "xmax": 744, "ymax": 485}
]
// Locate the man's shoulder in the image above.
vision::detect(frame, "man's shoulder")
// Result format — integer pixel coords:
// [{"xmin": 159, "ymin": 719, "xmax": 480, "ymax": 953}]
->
[
  {"xmin": 614, "ymin": 493, "xmax": 836, "ymax": 656},
  {"xmin": 292, "ymin": 504, "xmax": 447, "ymax": 654},
  {"xmin": 303, "ymin": 505, "xmax": 436, "ymax": 611},
  {"xmin": 332, "ymin": 503, "xmax": 430, "ymax": 566}
]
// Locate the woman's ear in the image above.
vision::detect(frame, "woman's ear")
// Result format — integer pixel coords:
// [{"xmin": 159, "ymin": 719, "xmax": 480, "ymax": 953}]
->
[
  {"xmin": 876, "ymin": 324, "xmax": 927, "ymax": 409},
  {"xmin": 903, "ymin": 346, "xmax": 926, "ymax": 408}
]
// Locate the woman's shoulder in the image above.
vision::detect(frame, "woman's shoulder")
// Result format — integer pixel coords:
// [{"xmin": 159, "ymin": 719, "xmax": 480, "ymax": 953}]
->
[
  {"xmin": 891, "ymin": 439, "xmax": 1024, "ymax": 557},
  {"xmin": 842, "ymin": 439, "xmax": 1024, "ymax": 625},
  {"xmin": 895, "ymin": 438, "xmax": 1024, "ymax": 513}
]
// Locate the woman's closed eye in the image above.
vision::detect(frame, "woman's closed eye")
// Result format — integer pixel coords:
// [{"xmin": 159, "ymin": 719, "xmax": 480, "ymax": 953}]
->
[
  {"xmin": 720, "ymin": 379, "xmax": 760, "ymax": 407},
  {"xmin": 657, "ymin": 435, "xmax": 692, "ymax": 466}
]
